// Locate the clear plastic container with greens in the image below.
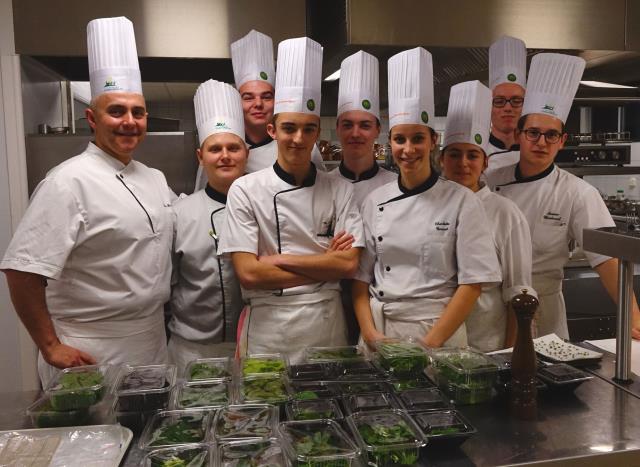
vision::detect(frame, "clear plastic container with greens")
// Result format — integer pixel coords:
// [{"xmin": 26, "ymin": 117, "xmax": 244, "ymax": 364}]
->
[
  {"xmin": 373, "ymin": 338, "xmax": 429, "ymax": 377},
  {"xmin": 335, "ymin": 360, "xmax": 386, "ymax": 380},
  {"xmin": 288, "ymin": 362, "xmax": 337, "ymax": 381},
  {"xmin": 388, "ymin": 375, "xmax": 435, "ymax": 393},
  {"xmin": 27, "ymin": 393, "xmax": 116, "ymax": 428},
  {"xmin": 115, "ymin": 364, "xmax": 177, "ymax": 412},
  {"xmin": 138, "ymin": 409, "xmax": 212, "ymax": 450},
  {"xmin": 286, "ymin": 398, "xmax": 344, "ymax": 421},
  {"xmin": 347, "ymin": 409, "xmax": 426, "ymax": 466},
  {"xmin": 217, "ymin": 439, "xmax": 287, "ymax": 467},
  {"xmin": 397, "ymin": 388, "xmax": 450, "ymax": 412},
  {"xmin": 290, "ymin": 381, "xmax": 339, "ymax": 400},
  {"xmin": 173, "ymin": 380, "xmax": 231, "ymax": 409},
  {"xmin": 279, "ymin": 419, "xmax": 361, "ymax": 467},
  {"xmin": 45, "ymin": 364, "xmax": 114, "ymax": 411},
  {"xmin": 142, "ymin": 444, "xmax": 212, "ymax": 467},
  {"xmin": 412, "ymin": 409, "xmax": 476, "ymax": 448},
  {"xmin": 185, "ymin": 357, "xmax": 232, "ymax": 382},
  {"xmin": 305, "ymin": 346, "xmax": 364, "ymax": 363},
  {"xmin": 333, "ymin": 380, "xmax": 391, "ymax": 395},
  {"xmin": 213, "ymin": 404, "xmax": 279, "ymax": 442},
  {"xmin": 237, "ymin": 374, "xmax": 291, "ymax": 405},
  {"xmin": 241, "ymin": 353, "xmax": 288, "ymax": 376},
  {"xmin": 343, "ymin": 392, "xmax": 402, "ymax": 416}
]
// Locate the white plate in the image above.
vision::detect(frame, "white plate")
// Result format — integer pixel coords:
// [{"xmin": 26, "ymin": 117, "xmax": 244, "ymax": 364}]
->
[{"xmin": 533, "ymin": 334, "xmax": 603, "ymax": 362}]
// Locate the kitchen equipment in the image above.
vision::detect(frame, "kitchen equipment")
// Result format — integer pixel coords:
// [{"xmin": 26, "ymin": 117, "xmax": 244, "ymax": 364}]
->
[{"xmin": 510, "ymin": 290, "xmax": 538, "ymax": 420}]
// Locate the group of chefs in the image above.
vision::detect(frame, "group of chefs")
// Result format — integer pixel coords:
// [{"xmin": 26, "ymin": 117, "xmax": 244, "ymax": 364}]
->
[{"xmin": 1, "ymin": 17, "xmax": 640, "ymax": 387}]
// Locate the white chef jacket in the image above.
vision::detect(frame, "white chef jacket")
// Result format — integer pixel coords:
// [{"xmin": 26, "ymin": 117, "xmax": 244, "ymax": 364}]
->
[
  {"xmin": 327, "ymin": 161, "xmax": 397, "ymax": 210},
  {"xmin": 485, "ymin": 134, "xmax": 520, "ymax": 178},
  {"xmin": 1, "ymin": 142, "xmax": 174, "ymax": 383},
  {"xmin": 169, "ymin": 185, "xmax": 243, "ymax": 344},
  {"xmin": 356, "ymin": 171, "xmax": 502, "ymax": 320},
  {"xmin": 486, "ymin": 163, "xmax": 615, "ymax": 337},
  {"xmin": 465, "ymin": 184, "xmax": 535, "ymax": 352}
]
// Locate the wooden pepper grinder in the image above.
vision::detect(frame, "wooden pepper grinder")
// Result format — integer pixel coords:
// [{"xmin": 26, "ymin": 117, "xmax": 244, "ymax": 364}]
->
[{"xmin": 510, "ymin": 289, "xmax": 539, "ymax": 420}]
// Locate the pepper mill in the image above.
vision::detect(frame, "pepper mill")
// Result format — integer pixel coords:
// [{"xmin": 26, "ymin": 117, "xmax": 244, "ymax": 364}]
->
[{"xmin": 510, "ymin": 289, "xmax": 539, "ymax": 420}]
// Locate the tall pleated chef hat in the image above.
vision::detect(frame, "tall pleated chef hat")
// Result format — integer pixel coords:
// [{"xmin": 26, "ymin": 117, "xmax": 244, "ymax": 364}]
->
[
  {"xmin": 444, "ymin": 80, "xmax": 492, "ymax": 153},
  {"xmin": 387, "ymin": 47, "xmax": 434, "ymax": 129},
  {"xmin": 521, "ymin": 53, "xmax": 585, "ymax": 124},
  {"xmin": 231, "ymin": 30, "xmax": 275, "ymax": 89},
  {"xmin": 489, "ymin": 36, "xmax": 527, "ymax": 90},
  {"xmin": 337, "ymin": 51, "xmax": 380, "ymax": 120},
  {"xmin": 194, "ymin": 80, "xmax": 245, "ymax": 147},
  {"xmin": 273, "ymin": 37, "xmax": 323, "ymax": 116},
  {"xmin": 87, "ymin": 17, "xmax": 142, "ymax": 99}
]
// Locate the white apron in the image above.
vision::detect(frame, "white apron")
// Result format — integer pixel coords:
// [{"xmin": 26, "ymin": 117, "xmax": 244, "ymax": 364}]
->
[
  {"xmin": 532, "ymin": 274, "xmax": 567, "ymax": 339},
  {"xmin": 465, "ymin": 286, "xmax": 506, "ymax": 352},
  {"xmin": 237, "ymin": 290, "xmax": 348, "ymax": 363},
  {"xmin": 167, "ymin": 334, "xmax": 236, "ymax": 374}
]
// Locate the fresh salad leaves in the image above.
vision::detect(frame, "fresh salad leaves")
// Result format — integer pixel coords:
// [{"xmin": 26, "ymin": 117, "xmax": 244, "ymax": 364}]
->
[
  {"xmin": 188, "ymin": 361, "xmax": 229, "ymax": 381},
  {"xmin": 243, "ymin": 357, "xmax": 286, "ymax": 376},
  {"xmin": 149, "ymin": 415, "xmax": 206, "ymax": 447}
]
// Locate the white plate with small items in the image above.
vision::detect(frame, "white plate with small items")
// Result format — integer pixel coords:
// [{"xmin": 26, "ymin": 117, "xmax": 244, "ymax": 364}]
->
[{"xmin": 533, "ymin": 334, "xmax": 603, "ymax": 363}]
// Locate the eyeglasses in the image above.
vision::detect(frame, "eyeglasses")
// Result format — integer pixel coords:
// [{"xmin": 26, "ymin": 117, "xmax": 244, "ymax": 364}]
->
[
  {"xmin": 492, "ymin": 96, "xmax": 524, "ymax": 108},
  {"xmin": 522, "ymin": 128, "xmax": 562, "ymax": 144}
]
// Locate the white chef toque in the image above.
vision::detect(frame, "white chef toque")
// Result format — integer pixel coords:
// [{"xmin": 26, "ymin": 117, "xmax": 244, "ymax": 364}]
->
[
  {"xmin": 337, "ymin": 51, "xmax": 380, "ymax": 120},
  {"xmin": 387, "ymin": 47, "xmax": 434, "ymax": 129},
  {"xmin": 521, "ymin": 53, "xmax": 585, "ymax": 124},
  {"xmin": 444, "ymin": 80, "xmax": 492, "ymax": 153},
  {"xmin": 273, "ymin": 37, "xmax": 323, "ymax": 116},
  {"xmin": 489, "ymin": 35, "xmax": 527, "ymax": 90},
  {"xmin": 194, "ymin": 80, "xmax": 245, "ymax": 147},
  {"xmin": 87, "ymin": 17, "xmax": 142, "ymax": 99},
  {"xmin": 231, "ymin": 30, "xmax": 276, "ymax": 89}
]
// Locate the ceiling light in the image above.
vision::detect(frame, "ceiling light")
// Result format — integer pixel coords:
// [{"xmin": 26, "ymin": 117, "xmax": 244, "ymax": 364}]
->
[
  {"xmin": 324, "ymin": 70, "xmax": 340, "ymax": 81},
  {"xmin": 580, "ymin": 80, "xmax": 637, "ymax": 89}
]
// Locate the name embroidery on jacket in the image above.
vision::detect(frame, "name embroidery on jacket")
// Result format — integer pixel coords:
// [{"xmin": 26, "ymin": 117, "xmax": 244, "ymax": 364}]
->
[{"xmin": 435, "ymin": 221, "xmax": 450, "ymax": 232}]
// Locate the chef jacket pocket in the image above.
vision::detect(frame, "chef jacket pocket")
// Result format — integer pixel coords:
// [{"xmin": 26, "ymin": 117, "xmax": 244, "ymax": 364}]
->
[
  {"xmin": 533, "ymin": 222, "xmax": 569, "ymax": 257},
  {"xmin": 422, "ymin": 233, "xmax": 456, "ymax": 278}
]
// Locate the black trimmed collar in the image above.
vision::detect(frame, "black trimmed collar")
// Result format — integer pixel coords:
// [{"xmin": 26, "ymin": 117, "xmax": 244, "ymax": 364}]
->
[
  {"xmin": 205, "ymin": 184, "xmax": 227, "ymax": 204},
  {"xmin": 273, "ymin": 161, "xmax": 317, "ymax": 187},
  {"xmin": 339, "ymin": 160, "xmax": 379, "ymax": 182},
  {"xmin": 489, "ymin": 133, "xmax": 520, "ymax": 152},
  {"xmin": 398, "ymin": 169, "xmax": 439, "ymax": 196},
  {"xmin": 246, "ymin": 135, "xmax": 273, "ymax": 149},
  {"xmin": 514, "ymin": 162, "xmax": 555, "ymax": 183}
]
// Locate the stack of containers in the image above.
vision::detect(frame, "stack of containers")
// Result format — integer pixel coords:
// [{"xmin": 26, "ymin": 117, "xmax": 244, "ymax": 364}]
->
[
  {"xmin": 173, "ymin": 357, "xmax": 234, "ymax": 410},
  {"xmin": 236, "ymin": 353, "xmax": 291, "ymax": 411}
]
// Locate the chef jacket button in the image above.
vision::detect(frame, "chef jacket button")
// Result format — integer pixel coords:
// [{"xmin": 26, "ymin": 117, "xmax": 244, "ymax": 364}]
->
[
  {"xmin": 379, "ymin": 207, "xmax": 384, "ymax": 212},
  {"xmin": 378, "ymin": 291, "xmax": 384, "ymax": 297},
  {"xmin": 385, "ymin": 266, "xmax": 391, "ymax": 271},
  {"xmin": 377, "ymin": 236, "xmax": 383, "ymax": 241},
  {"xmin": 496, "ymin": 187, "xmax": 500, "ymax": 191}
]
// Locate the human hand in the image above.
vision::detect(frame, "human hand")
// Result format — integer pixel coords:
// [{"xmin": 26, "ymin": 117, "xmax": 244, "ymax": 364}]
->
[
  {"xmin": 328, "ymin": 230, "xmax": 354, "ymax": 252},
  {"xmin": 362, "ymin": 328, "xmax": 387, "ymax": 350},
  {"xmin": 633, "ymin": 310, "xmax": 640, "ymax": 340},
  {"xmin": 421, "ymin": 332, "xmax": 443, "ymax": 349},
  {"xmin": 42, "ymin": 342, "xmax": 96, "ymax": 369}
]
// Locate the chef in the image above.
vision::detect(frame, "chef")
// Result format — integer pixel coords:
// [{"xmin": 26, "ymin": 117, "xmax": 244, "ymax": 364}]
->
[
  {"xmin": 217, "ymin": 37, "xmax": 364, "ymax": 363},
  {"xmin": 485, "ymin": 36, "xmax": 527, "ymax": 177},
  {"xmin": 486, "ymin": 53, "xmax": 640, "ymax": 339},
  {"xmin": 167, "ymin": 80, "xmax": 247, "ymax": 370},
  {"xmin": 439, "ymin": 80, "xmax": 535, "ymax": 351},
  {"xmin": 194, "ymin": 30, "xmax": 323, "ymax": 190},
  {"xmin": 353, "ymin": 48, "xmax": 501, "ymax": 348},
  {"xmin": 0, "ymin": 17, "xmax": 174, "ymax": 385}
]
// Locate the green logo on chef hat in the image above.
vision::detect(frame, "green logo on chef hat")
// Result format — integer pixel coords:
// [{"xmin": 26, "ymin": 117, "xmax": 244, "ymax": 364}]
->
[
  {"xmin": 306, "ymin": 99, "xmax": 316, "ymax": 111},
  {"xmin": 474, "ymin": 133, "xmax": 482, "ymax": 144},
  {"xmin": 542, "ymin": 104, "xmax": 555, "ymax": 114},
  {"xmin": 507, "ymin": 73, "xmax": 517, "ymax": 82},
  {"xmin": 260, "ymin": 71, "xmax": 268, "ymax": 80},
  {"xmin": 104, "ymin": 76, "xmax": 116, "ymax": 88},
  {"xmin": 421, "ymin": 111, "xmax": 429, "ymax": 124},
  {"xmin": 362, "ymin": 99, "xmax": 371, "ymax": 110}
]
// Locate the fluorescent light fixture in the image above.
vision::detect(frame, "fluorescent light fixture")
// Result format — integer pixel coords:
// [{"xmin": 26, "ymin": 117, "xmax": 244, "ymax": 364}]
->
[
  {"xmin": 580, "ymin": 80, "xmax": 637, "ymax": 89},
  {"xmin": 324, "ymin": 69, "xmax": 340, "ymax": 81}
]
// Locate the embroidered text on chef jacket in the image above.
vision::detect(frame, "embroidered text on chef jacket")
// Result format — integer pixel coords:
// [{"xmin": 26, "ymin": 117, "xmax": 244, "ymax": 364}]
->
[{"xmin": 327, "ymin": 161, "xmax": 397, "ymax": 210}]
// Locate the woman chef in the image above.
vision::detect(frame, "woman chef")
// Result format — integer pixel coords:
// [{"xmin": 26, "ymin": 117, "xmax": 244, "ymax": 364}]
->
[
  {"xmin": 439, "ymin": 80, "xmax": 536, "ymax": 351},
  {"xmin": 487, "ymin": 53, "xmax": 640, "ymax": 339},
  {"xmin": 353, "ymin": 48, "xmax": 502, "ymax": 348},
  {"xmin": 167, "ymin": 80, "xmax": 246, "ymax": 370}
]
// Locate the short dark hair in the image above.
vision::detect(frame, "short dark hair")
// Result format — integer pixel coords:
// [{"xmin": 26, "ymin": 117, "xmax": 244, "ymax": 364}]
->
[{"xmin": 517, "ymin": 115, "xmax": 565, "ymax": 134}]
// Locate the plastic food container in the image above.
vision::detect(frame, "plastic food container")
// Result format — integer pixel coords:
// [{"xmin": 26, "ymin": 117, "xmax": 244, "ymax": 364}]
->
[
  {"xmin": 185, "ymin": 357, "xmax": 232, "ymax": 382},
  {"xmin": 173, "ymin": 380, "xmax": 230, "ymax": 409},
  {"xmin": 241, "ymin": 353, "xmax": 288, "ymax": 376},
  {"xmin": 347, "ymin": 409, "xmax": 426, "ymax": 467},
  {"xmin": 217, "ymin": 439, "xmax": 287, "ymax": 466},
  {"xmin": 139, "ymin": 409, "xmax": 212, "ymax": 450},
  {"xmin": 397, "ymin": 388, "xmax": 450, "ymax": 412},
  {"xmin": 279, "ymin": 419, "xmax": 361, "ymax": 466},
  {"xmin": 343, "ymin": 392, "xmax": 402, "ymax": 416},
  {"xmin": 429, "ymin": 348, "xmax": 498, "ymax": 405},
  {"xmin": 389, "ymin": 375, "xmax": 435, "ymax": 393},
  {"xmin": 285, "ymin": 398, "xmax": 344, "ymax": 421},
  {"xmin": 335, "ymin": 360, "xmax": 386, "ymax": 380},
  {"xmin": 213, "ymin": 404, "xmax": 279, "ymax": 441},
  {"xmin": 290, "ymin": 381, "xmax": 339, "ymax": 400},
  {"xmin": 142, "ymin": 444, "xmax": 212, "ymax": 467},
  {"xmin": 45, "ymin": 364, "xmax": 114, "ymax": 411},
  {"xmin": 537, "ymin": 363, "xmax": 593, "ymax": 391},
  {"xmin": 305, "ymin": 346, "xmax": 364, "ymax": 363},
  {"xmin": 374, "ymin": 338, "xmax": 429, "ymax": 377},
  {"xmin": 27, "ymin": 393, "xmax": 116, "ymax": 428},
  {"xmin": 116, "ymin": 409, "xmax": 155, "ymax": 435},
  {"xmin": 237, "ymin": 374, "xmax": 291, "ymax": 405},
  {"xmin": 333, "ymin": 381, "xmax": 391, "ymax": 395},
  {"xmin": 115, "ymin": 364, "xmax": 177, "ymax": 412},
  {"xmin": 411, "ymin": 409, "xmax": 476, "ymax": 448},
  {"xmin": 288, "ymin": 362, "xmax": 337, "ymax": 381}
]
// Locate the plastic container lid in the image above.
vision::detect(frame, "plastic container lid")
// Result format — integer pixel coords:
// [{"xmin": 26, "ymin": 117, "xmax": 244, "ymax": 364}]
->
[
  {"xmin": 142, "ymin": 444, "xmax": 211, "ymax": 467},
  {"xmin": 279, "ymin": 419, "xmax": 361, "ymax": 466},
  {"xmin": 430, "ymin": 348, "xmax": 498, "ymax": 386},
  {"xmin": 116, "ymin": 364, "xmax": 177, "ymax": 395},
  {"xmin": 305, "ymin": 345, "xmax": 364, "ymax": 362},
  {"xmin": 335, "ymin": 359, "xmax": 387, "ymax": 379},
  {"xmin": 398, "ymin": 388, "xmax": 450, "ymax": 411},
  {"xmin": 217, "ymin": 439, "xmax": 286, "ymax": 467},
  {"xmin": 241, "ymin": 353, "xmax": 288, "ymax": 376},
  {"xmin": 285, "ymin": 398, "xmax": 344, "ymax": 421},
  {"xmin": 237, "ymin": 374, "xmax": 291, "ymax": 405},
  {"xmin": 213, "ymin": 404, "xmax": 279, "ymax": 441},
  {"xmin": 45, "ymin": 364, "xmax": 114, "ymax": 411},
  {"xmin": 412, "ymin": 409, "xmax": 477, "ymax": 444},
  {"xmin": 537, "ymin": 363, "xmax": 593, "ymax": 385},
  {"xmin": 173, "ymin": 380, "xmax": 230, "ymax": 409},
  {"xmin": 334, "ymin": 380, "xmax": 391, "ymax": 395},
  {"xmin": 344, "ymin": 392, "xmax": 401, "ymax": 415},
  {"xmin": 139, "ymin": 409, "xmax": 213, "ymax": 450},
  {"xmin": 27, "ymin": 393, "xmax": 116, "ymax": 428},
  {"xmin": 389, "ymin": 375, "xmax": 435, "ymax": 393},
  {"xmin": 185, "ymin": 357, "xmax": 232, "ymax": 382},
  {"xmin": 374, "ymin": 337, "xmax": 429, "ymax": 376},
  {"xmin": 288, "ymin": 362, "xmax": 337, "ymax": 381}
]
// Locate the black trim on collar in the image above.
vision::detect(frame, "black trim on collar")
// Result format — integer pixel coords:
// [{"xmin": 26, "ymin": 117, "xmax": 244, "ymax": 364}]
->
[
  {"xmin": 246, "ymin": 135, "xmax": 273, "ymax": 149},
  {"xmin": 378, "ymin": 170, "xmax": 439, "ymax": 206},
  {"xmin": 205, "ymin": 184, "xmax": 228, "ymax": 204},
  {"xmin": 489, "ymin": 133, "xmax": 520, "ymax": 152},
  {"xmin": 497, "ymin": 163, "xmax": 555, "ymax": 189},
  {"xmin": 273, "ymin": 161, "xmax": 317, "ymax": 187},
  {"xmin": 339, "ymin": 160, "xmax": 379, "ymax": 182}
]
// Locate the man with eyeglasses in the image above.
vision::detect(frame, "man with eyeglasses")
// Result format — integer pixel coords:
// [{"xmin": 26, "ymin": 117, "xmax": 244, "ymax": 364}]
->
[
  {"xmin": 485, "ymin": 36, "xmax": 527, "ymax": 178},
  {"xmin": 487, "ymin": 53, "xmax": 640, "ymax": 340}
]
